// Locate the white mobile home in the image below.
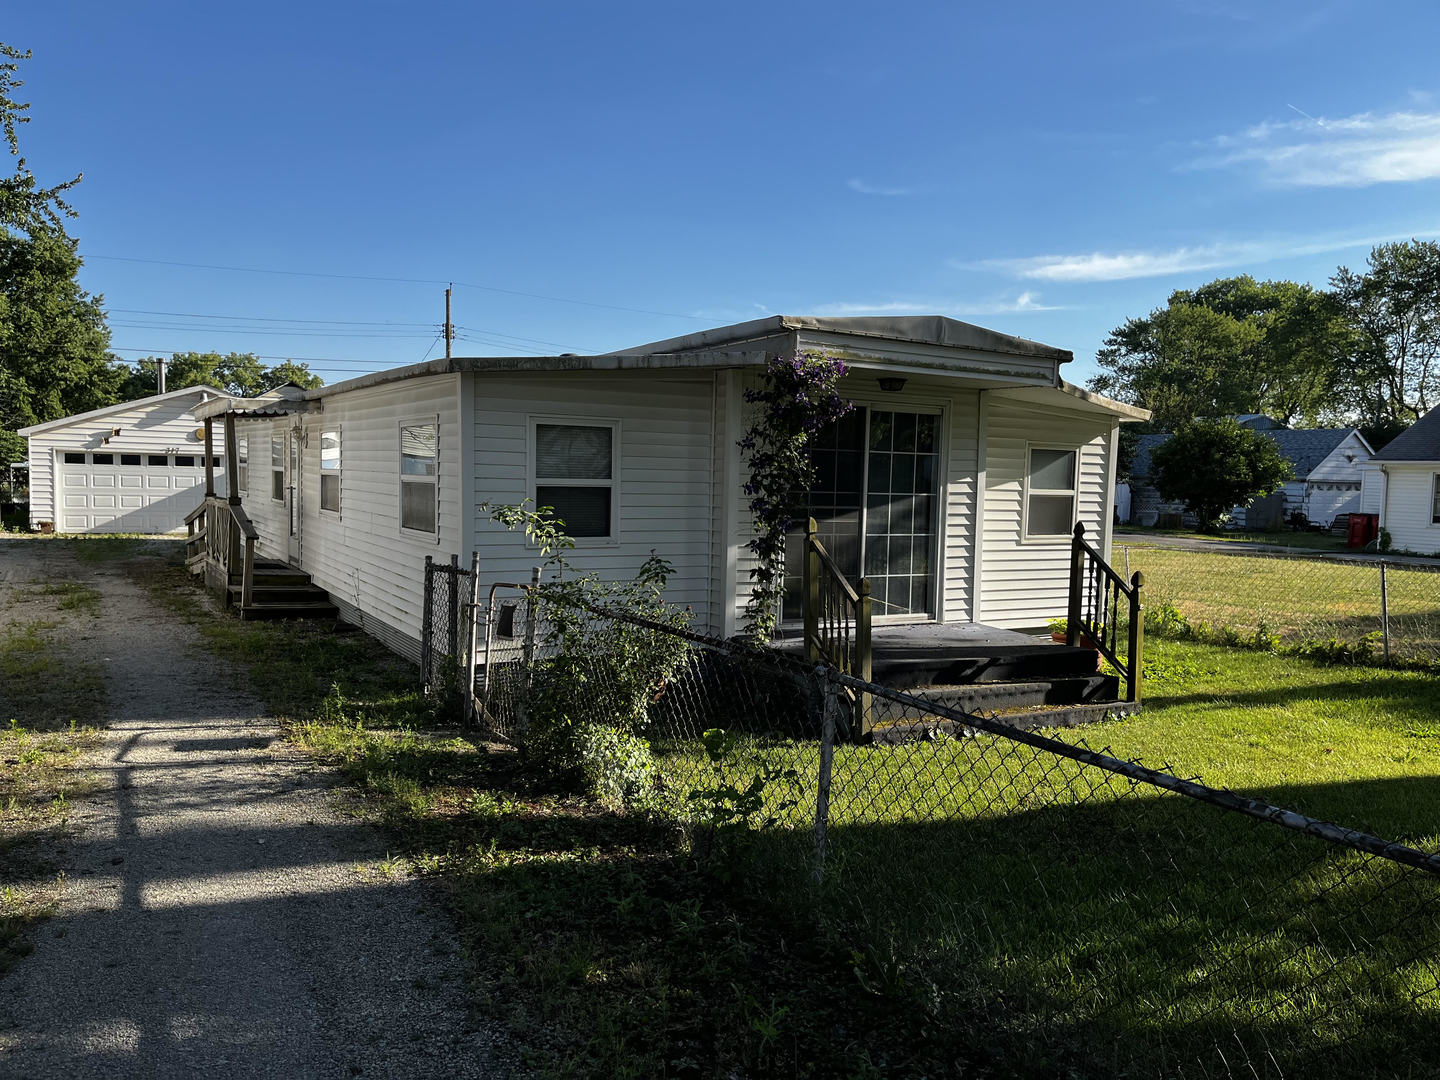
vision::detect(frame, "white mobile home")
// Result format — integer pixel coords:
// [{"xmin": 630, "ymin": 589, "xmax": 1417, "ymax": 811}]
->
[
  {"xmin": 189, "ymin": 316, "xmax": 1147, "ymax": 661},
  {"xmin": 1359, "ymin": 406, "xmax": 1440, "ymax": 554},
  {"xmin": 19, "ymin": 386, "xmax": 234, "ymax": 534}
]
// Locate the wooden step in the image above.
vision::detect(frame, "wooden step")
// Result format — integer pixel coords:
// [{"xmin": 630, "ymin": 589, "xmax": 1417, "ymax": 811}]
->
[
  {"xmin": 904, "ymin": 674, "xmax": 1120, "ymax": 713},
  {"xmin": 871, "ymin": 700, "xmax": 1141, "ymax": 743},
  {"xmin": 238, "ymin": 600, "xmax": 339, "ymax": 621}
]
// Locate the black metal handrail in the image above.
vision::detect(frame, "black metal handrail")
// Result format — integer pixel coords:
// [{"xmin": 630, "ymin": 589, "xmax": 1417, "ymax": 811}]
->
[
  {"xmin": 1067, "ymin": 522, "xmax": 1144, "ymax": 703},
  {"xmin": 801, "ymin": 517, "xmax": 874, "ymax": 737}
]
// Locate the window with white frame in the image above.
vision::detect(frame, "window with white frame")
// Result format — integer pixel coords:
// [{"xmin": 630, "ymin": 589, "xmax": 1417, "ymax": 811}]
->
[
  {"xmin": 1024, "ymin": 446, "xmax": 1078, "ymax": 539},
  {"xmin": 270, "ymin": 436, "xmax": 284, "ymax": 501},
  {"xmin": 320, "ymin": 429, "xmax": 340, "ymax": 512},
  {"xmin": 400, "ymin": 422, "xmax": 438, "ymax": 534},
  {"xmin": 237, "ymin": 436, "xmax": 248, "ymax": 492},
  {"xmin": 532, "ymin": 420, "xmax": 617, "ymax": 538},
  {"xmin": 1432, "ymin": 474, "xmax": 1440, "ymax": 525}
]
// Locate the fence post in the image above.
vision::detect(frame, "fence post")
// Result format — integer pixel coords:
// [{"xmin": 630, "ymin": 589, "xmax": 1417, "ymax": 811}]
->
[
  {"xmin": 804, "ymin": 517, "xmax": 820, "ymax": 663},
  {"xmin": 1066, "ymin": 523, "xmax": 1086, "ymax": 646},
  {"xmin": 421, "ymin": 555, "xmax": 435, "ymax": 694},
  {"xmin": 448, "ymin": 552, "xmax": 461, "ymax": 663},
  {"xmin": 522, "ymin": 565, "xmax": 541, "ymax": 673},
  {"xmin": 463, "ymin": 551, "xmax": 482, "ymax": 727},
  {"xmin": 1127, "ymin": 571, "xmax": 1145, "ymax": 704},
  {"xmin": 1380, "ymin": 561, "xmax": 1391, "ymax": 665},
  {"xmin": 812, "ymin": 667, "xmax": 839, "ymax": 885}
]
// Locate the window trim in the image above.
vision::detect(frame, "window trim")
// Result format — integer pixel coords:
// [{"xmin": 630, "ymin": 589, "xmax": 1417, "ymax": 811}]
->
[
  {"xmin": 1021, "ymin": 442, "xmax": 1080, "ymax": 543},
  {"xmin": 527, "ymin": 415, "xmax": 621, "ymax": 545},
  {"xmin": 398, "ymin": 416, "xmax": 440, "ymax": 541},
  {"xmin": 319, "ymin": 426, "xmax": 341, "ymax": 517},
  {"xmin": 270, "ymin": 435, "xmax": 284, "ymax": 503}
]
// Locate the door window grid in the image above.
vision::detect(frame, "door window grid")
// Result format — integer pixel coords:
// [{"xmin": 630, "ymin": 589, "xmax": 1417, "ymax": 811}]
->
[{"xmin": 783, "ymin": 408, "xmax": 940, "ymax": 620}]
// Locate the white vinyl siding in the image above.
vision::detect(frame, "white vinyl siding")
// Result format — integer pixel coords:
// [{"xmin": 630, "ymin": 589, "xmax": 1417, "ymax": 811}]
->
[
  {"xmin": 979, "ymin": 396, "xmax": 1113, "ymax": 628},
  {"xmin": 1368, "ymin": 464, "xmax": 1440, "ymax": 554},
  {"xmin": 472, "ymin": 371, "xmax": 715, "ymax": 629},
  {"xmin": 24, "ymin": 388, "xmax": 228, "ymax": 533}
]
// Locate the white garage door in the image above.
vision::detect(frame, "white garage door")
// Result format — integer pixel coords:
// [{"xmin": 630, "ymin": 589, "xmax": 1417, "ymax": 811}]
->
[{"xmin": 59, "ymin": 451, "xmax": 225, "ymax": 534}]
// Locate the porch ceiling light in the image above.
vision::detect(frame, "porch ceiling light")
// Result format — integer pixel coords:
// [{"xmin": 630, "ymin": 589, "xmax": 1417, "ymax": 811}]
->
[{"xmin": 877, "ymin": 376, "xmax": 907, "ymax": 393}]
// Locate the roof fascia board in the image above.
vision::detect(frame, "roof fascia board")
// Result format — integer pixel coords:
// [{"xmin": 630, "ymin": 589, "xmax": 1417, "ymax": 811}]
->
[{"xmin": 17, "ymin": 384, "xmax": 230, "ymax": 437}]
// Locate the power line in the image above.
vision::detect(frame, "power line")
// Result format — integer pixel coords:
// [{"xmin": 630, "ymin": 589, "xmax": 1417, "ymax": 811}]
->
[
  {"xmin": 87, "ymin": 253, "xmax": 708, "ymax": 321},
  {"xmin": 109, "ymin": 307, "xmax": 437, "ymax": 328}
]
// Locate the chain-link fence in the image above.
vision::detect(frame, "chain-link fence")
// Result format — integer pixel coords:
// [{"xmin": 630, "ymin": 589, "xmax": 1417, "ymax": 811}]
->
[
  {"xmin": 1120, "ymin": 544, "xmax": 1440, "ymax": 666},
  {"xmin": 420, "ymin": 554, "xmax": 477, "ymax": 700},
  {"xmin": 468, "ymin": 592, "xmax": 1440, "ymax": 1078}
]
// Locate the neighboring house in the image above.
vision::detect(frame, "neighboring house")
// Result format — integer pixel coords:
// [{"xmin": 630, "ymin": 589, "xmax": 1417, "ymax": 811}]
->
[
  {"xmin": 19, "ymin": 386, "xmax": 234, "ymax": 534},
  {"xmin": 1358, "ymin": 406, "xmax": 1440, "ymax": 553},
  {"xmin": 189, "ymin": 315, "xmax": 1147, "ymax": 662},
  {"xmin": 1129, "ymin": 416, "xmax": 1373, "ymax": 529}
]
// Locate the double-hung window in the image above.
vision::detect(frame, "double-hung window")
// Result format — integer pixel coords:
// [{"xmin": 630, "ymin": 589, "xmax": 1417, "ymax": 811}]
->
[
  {"xmin": 320, "ymin": 429, "xmax": 341, "ymax": 513},
  {"xmin": 271, "ymin": 437, "xmax": 284, "ymax": 501},
  {"xmin": 400, "ymin": 421, "xmax": 438, "ymax": 535},
  {"xmin": 237, "ymin": 436, "xmax": 248, "ymax": 493},
  {"xmin": 1024, "ymin": 446, "xmax": 1078, "ymax": 540},
  {"xmin": 1431, "ymin": 474, "xmax": 1440, "ymax": 525},
  {"xmin": 532, "ymin": 420, "xmax": 617, "ymax": 539}
]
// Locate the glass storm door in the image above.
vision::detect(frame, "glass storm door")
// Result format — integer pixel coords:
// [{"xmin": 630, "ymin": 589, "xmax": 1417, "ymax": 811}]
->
[{"xmin": 782, "ymin": 408, "xmax": 940, "ymax": 621}]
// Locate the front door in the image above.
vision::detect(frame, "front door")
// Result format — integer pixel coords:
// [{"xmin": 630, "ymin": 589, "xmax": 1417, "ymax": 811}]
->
[
  {"xmin": 783, "ymin": 407, "xmax": 942, "ymax": 621},
  {"xmin": 286, "ymin": 429, "xmax": 302, "ymax": 565}
]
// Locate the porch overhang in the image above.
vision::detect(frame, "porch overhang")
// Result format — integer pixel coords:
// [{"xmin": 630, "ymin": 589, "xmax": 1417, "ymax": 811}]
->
[
  {"xmin": 991, "ymin": 381, "xmax": 1151, "ymax": 422},
  {"xmin": 192, "ymin": 387, "xmax": 318, "ymax": 422}
]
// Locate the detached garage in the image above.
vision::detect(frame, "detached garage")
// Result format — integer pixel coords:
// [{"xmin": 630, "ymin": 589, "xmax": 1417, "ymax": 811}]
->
[{"xmin": 20, "ymin": 386, "xmax": 235, "ymax": 534}]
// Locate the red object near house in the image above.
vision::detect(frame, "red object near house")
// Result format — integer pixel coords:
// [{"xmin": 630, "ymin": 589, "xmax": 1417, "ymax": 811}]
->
[{"xmin": 1347, "ymin": 512, "xmax": 1379, "ymax": 549}]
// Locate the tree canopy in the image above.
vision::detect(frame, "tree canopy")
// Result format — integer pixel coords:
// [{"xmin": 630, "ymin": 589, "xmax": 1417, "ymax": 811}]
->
[
  {"xmin": 119, "ymin": 352, "xmax": 323, "ymax": 401},
  {"xmin": 1149, "ymin": 418, "xmax": 1293, "ymax": 533}
]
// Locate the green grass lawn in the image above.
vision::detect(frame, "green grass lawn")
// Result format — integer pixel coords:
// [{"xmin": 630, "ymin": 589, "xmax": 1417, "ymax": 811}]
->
[
  {"xmin": 149, "ymin": 553, "xmax": 1440, "ymax": 1078},
  {"xmin": 1123, "ymin": 545, "xmax": 1440, "ymax": 664},
  {"xmin": 1118, "ymin": 526, "xmax": 1355, "ymax": 554}
]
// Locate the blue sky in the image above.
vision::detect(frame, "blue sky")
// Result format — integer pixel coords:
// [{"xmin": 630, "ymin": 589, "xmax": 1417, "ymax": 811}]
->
[{"xmin": 8, "ymin": 1, "xmax": 1440, "ymax": 386}]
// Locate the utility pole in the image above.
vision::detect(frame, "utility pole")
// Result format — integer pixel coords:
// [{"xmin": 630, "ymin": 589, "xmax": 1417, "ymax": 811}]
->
[
  {"xmin": 157, "ymin": 357, "xmax": 167, "ymax": 394},
  {"xmin": 444, "ymin": 284, "xmax": 454, "ymax": 359}
]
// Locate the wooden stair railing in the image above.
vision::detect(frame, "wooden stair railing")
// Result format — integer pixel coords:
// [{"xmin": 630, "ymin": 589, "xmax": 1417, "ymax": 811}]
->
[
  {"xmin": 186, "ymin": 495, "xmax": 258, "ymax": 609},
  {"xmin": 1066, "ymin": 522, "xmax": 1145, "ymax": 703},
  {"xmin": 801, "ymin": 517, "xmax": 874, "ymax": 739}
]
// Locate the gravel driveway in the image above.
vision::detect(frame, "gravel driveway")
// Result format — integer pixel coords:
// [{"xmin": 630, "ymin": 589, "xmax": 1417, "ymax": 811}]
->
[{"xmin": 0, "ymin": 540, "xmax": 508, "ymax": 1079}]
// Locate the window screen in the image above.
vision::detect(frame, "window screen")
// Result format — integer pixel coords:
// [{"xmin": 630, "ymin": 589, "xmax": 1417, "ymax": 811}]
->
[
  {"xmin": 533, "ymin": 422, "xmax": 615, "ymax": 538},
  {"xmin": 271, "ymin": 437, "xmax": 284, "ymax": 501},
  {"xmin": 1025, "ymin": 447, "xmax": 1078, "ymax": 539},
  {"xmin": 320, "ymin": 429, "xmax": 340, "ymax": 512}
]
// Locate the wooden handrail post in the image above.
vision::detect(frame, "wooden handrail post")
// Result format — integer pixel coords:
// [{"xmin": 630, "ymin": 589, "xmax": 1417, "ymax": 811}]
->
[
  {"xmin": 855, "ymin": 577, "xmax": 873, "ymax": 741},
  {"xmin": 242, "ymin": 537, "xmax": 255, "ymax": 609},
  {"xmin": 804, "ymin": 516, "xmax": 820, "ymax": 663},
  {"xmin": 224, "ymin": 413, "xmax": 241, "ymax": 506},
  {"xmin": 203, "ymin": 418, "xmax": 216, "ymax": 498},
  {"xmin": 1066, "ymin": 522, "xmax": 1086, "ymax": 647},
  {"xmin": 1126, "ymin": 570, "xmax": 1145, "ymax": 703}
]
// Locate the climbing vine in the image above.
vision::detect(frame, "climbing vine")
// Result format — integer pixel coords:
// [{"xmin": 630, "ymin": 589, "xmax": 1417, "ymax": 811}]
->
[{"xmin": 737, "ymin": 352, "xmax": 852, "ymax": 642}]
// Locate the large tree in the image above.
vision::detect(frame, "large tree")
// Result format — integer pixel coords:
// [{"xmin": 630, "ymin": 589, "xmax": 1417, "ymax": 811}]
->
[
  {"xmin": 1331, "ymin": 240, "xmax": 1440, "ymax": 432},
  {"xmin": 0, "ymin": 44, "xmax": 119, "ymax": 464},
  {"xmin": 119, "ymin": 351, "xmax": 323, "ymax": 400},
  {"xmin": 1150, "ymin": 418, "xmax": 1293, "ymax": 533},
  {"xmin": 1090, "ymin": 276, "xmax": 1351, "ymax": 431}
]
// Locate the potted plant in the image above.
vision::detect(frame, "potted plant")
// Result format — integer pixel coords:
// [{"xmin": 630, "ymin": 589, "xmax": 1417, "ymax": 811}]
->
[{"xmin": 1049, "ymin": 618, "xmax": 1102, "ymax": 656}]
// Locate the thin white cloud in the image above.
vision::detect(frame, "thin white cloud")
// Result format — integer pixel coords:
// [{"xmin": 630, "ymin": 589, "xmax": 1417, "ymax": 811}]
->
[
  {"xmin": 811, "ymin": 292, "xmax": 1065, "ymax": 316},
  {"xmin": 846, "ymin": 178, "xmax": 912, "ymax": 197},
  {"xmin": 974, "ymin": 228, "xmax": 1440, "ymax": 283},
  {"xmin": 1196, "ymin": 109, "xmax": 1440, "ymax": 187}
]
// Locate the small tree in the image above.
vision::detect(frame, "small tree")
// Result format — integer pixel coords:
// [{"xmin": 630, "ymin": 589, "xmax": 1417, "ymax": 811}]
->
[{"xmin": 1150, "ymin": 418, "xmax": 1292, "ymax": 533}]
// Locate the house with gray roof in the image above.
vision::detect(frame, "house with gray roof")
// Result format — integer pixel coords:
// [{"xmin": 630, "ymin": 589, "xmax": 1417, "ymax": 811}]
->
[
  {"xmin": 1359, "ymin": 406, "xmax": 1440, "ymax": 553},
  {"xmin": 1129, "ymin": 418, "xmax": 1373, "ymax": 529}
]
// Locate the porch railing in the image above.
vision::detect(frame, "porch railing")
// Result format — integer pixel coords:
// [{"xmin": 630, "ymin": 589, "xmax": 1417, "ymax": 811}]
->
[
  {"xmin": 801, "ymin": 517, "xmax": 874, "ymax": 738},
  {"xmin": 185, "ymin": 495, "xmax": 257, "ymax": 608},
  {"xmin": 1067, "ymin": 522, "xmax": 1144, "ymax": 703}
]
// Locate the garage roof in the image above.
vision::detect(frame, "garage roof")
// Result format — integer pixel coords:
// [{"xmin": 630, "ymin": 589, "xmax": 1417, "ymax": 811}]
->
[{"xmin": 17, "ymin": 385, "xmax": 233, "ymax": 437}]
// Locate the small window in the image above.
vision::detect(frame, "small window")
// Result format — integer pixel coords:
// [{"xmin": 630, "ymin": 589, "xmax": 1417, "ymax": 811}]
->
[
  {"xmin": 1024, "ymin": 446, "xmax": 1078, "ymax": 540},
  {"xmin": 174, "ymin": 454, "xmax": 196, "ymax": 467},
  {"xmin": 211, "ymin": 456, "xmax": 222, "ymax": 469},
  {"xmin": 271, "ymin": 437, "xmax": 284, "ymax": 501},
  {"xmin": 92, "ymin": 453, "xmax": 114, "ymax": 465},
  {"xmin": 237, "ymin": 436, "xmax": 248, "ymax": 493},
  {"xmin": 63, "ymin": 452, "xmax": 86, "ymax": 464},
  {"xmin": 1432, "ymin": 474, "xmax": 1440, "ymax": 525},
  {"xmin": 533, "ymin": 421, "xmax": 616, "ymax": 538},
  {"xmin": 120, "ymin": 453, "xmax": 141, "ymax": 466},
  {"xmin": 399, "ymin": 422, "xmax": 438, "ymax": 534},
  {"xmin": 319, "ymin": 429, "xmax": 340, "ymax": 513},
  {"xmin": 147, "ymin": 455, "xmax": 168, "ymax": 466}
]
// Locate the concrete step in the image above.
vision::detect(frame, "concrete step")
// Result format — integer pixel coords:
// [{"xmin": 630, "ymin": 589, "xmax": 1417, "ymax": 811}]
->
[
  {"xmin": 871, "ymin": 699, "xmax": 1140, "ymax": 744},
  {"xmin": 901, "ymin": 674, "xmax": 1120, "ymax": 714},
  {"xmin": 238, "ymin": 600, "xmax": 339, "ymax": 621},
  {"xmin": 873, "ymin": 644, "xmax": 1104, "ymax": 688}
]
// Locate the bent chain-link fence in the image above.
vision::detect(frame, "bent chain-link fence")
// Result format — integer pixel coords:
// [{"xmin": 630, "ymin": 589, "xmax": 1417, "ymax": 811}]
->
[
  {"xmin": 472, "ymin": 593, "xmax": 1440, "ymax": 1079},
  {"xmin": 1121, "ymin": 544, "xmax": 1440, "ymax": 667}
]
